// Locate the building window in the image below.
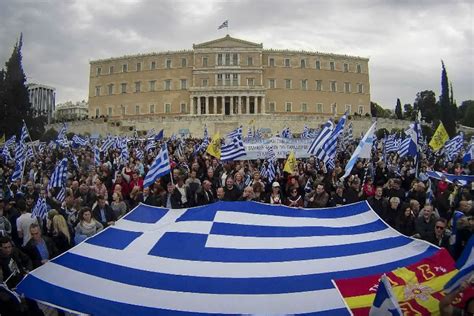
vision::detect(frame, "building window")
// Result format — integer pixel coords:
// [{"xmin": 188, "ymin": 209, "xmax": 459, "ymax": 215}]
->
[
  {"xmin": 284, "ymin": 58, "xmax": 290, "ymax": 67},
  {"xmin": 285, "ymin": 102, "xmax": 292, "ymax": 112},
  {"xmin": 344, "ymin": 82, "xmax": 351, "ymax": 93},
  {"xmin": 317, "ymin": 103, "xmax": 323, "ymax": 113},
  {"xmin": 136, "ymin": 62, "xmax": 141, "ymax": 72},
  {"xmin": 316, "ymin": 80, "xmax": 323, "ymax": 91},
  {"xmin": 300, "ymin": 59, "xmax": 306, "ymax": 68},
  {"xmin": 135, "ymin": 105, "xmax": 140, "ymax": 115},
  {"xmin": 95, "ymin": 108, "xmax": 99, "ymax": 117},
  {"xmin": 149, "ymin": 80, "xmax": 156, "ymax": 92},
  {"xmin": 233, "ymin": 53, "xmax": 238, "ymax": 65},
  {"xmin": 108, "ymin": 107, "xmax": 112, "ymax": 116},
  {"xmin": 232, "ymin": 74, "xmax": 238, "ymax": 86},
  {"xmin": 225, "ymin": 74, "xmax": 231, "ymax": 86},
  {"xmin": 268, "ymin": 79, "xmax": 276, "ymax": 89},
  {"xmin": 122, "ymin": 64, "xmax": 128, "ymax": 72},
  {"xmin": 121, "ymin": 83, "xmax": 127, "ymax": 94},
  {"xmin": 269, "ymin": 58, "xmax": 275, "ymax": 67},
  {"xmin": 247, "ymin": 56, "xmax": 253, "ymax": 66},
  {"xmin": 121, "ymin": 105, "xmax": 126, "ymax": 115},
  {"xmin": 166, "ymin": 59, "xmax": 172, "ymax": 69},
  {"xmin": 181, "ymin": 58, "xmax": 187, "ymax": 68},
  {"xmin": 331, "ymin": 103, "xmax": 337, "ymax": 115},
  {"xmin": 225, "ymin": 53, "xmax": 231, "ymax": 65},
  {"xmin": 109, "ymin": 66, "xmax": 114, "ymax": 74},
  {"xmin": 150, "ymin": 104, "xmax": 155, "ymax": 114},
  {"xmin": 203, "ymin": 57, "xmax": 208, "ymax": 67},
  {"xmin": 164, "ymin": 80, "xmax": 171, "ymax": 90},
  {"xmin": 285, "ymin": 79, "xmax": 292, "ymax": 89},
  {"xmin": 151, "ymin": 61, "xmax": 156, "ymax": 70},
  {"xmin": 315, "ymin": 60, "xmax": 321, "ymax": 70},
  {"xmin": 95, "ymin": 86, "xmax": 101, "ymax": 96},
  {"xmin": 344, "ymin": 63, "xmax": 349, "ymax": 72},
  {"xmin": 96, "ymin": 67, "xmax": 102, "ymax": 76},
  {"xmin": 217, "ymin": 74, "xmax": 223, "ymax": 85},
  {"xmin": 108, "ymin": 84, "xmax": 114, "ymax": 95},
  {"xmin": 330, "ymin": 81, "xmax": 337, "ymax": 92},
  {"xmin": 345, "ymin": 104, "xmax": 352, "ymax": 114},
  {"xmin": 301, "ymin": 103, "xmax": 308, "ymax": 112},
  {"xmin": 358, "ymin": 105, "xmax": 364, "ymax": 115},
  {"xmin": 135, "ymin": 81, "xmax": 141, "ymax": 93},
  {"xmin": 247, "ymin": 78, "xmax": 254, "ymax": 86},
  {"xmin": 202, "ymin": 79, "xmax": 208, "ymax": 87},
  {"xmin": 301, "ymin": 79, "xmax": 308, "ymax": 91},
  {"xmin": 180, "ymin": 103, "xmax": 186, "ymax": 113},
  {"xmin": 269, "ymin": 102, "xmax": 276, "ymax": 112},
  {"xmin": 330, "ymin": 61, "xmax": 335, "ymax": 71},
  {"xmin": 357, "ymin": 64, "xmax": 362, "ymax": 73},
  {"xmin": 217, "ymin": 54, "xmax": 223, "ymax": 66},
  {"xmin": 357, "ymin": 83, "xmax": 364, "ymax": 93},
  {"xmin": 165, "ymin": 103, "xmax": 171, "ymax": 113},
  {"xmin": 180, "ymin": 79, "xmax": 187, "ymax": 90}
]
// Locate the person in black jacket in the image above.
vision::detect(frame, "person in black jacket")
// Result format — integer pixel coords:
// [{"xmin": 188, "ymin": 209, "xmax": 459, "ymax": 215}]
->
[
  {"xmin": 23, "ymin": 223, "xmax": 58, "ymax": 269},
  {"xmin": 223, "ymin": 177, "xmax": 242, "ymax": 201},
  {"xmin": 92, "ymin": 195, "xmax": 116, "ymax": 227},
  {"xmin": 196, "ymin": 180, "xmax": 215, "ymax": 206}
]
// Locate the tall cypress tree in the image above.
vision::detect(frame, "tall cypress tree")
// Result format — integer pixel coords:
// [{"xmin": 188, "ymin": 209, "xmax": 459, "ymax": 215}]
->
[
  {"xmin": 395, "ymin": 98, "xmax": 403, "ymax": 119},
  {"xmin": 439, "ymin": 61, "xmax": 456, "ymax": 137}
]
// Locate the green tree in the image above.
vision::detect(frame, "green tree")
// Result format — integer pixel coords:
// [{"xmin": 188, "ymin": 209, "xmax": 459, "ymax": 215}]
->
[
  {"xmin": 375, "ymin": 128, "xmax": 389, "ymax": 140},
  {"xmin": 461, "ymin": 102, "xmax": 474, "ymax": 128},
  {"xmin": 395, "ymin": 99, "xmax": 403, "ymax": 119},
  {"xmin": 40, "ymin": 128, "xmax": 58, "ymax": 142},
  {"xmin": 370, "ymin": 101, "xmax": 391, "ymax": 118},
  {"xmin": 439, "ymin": 61, "xmax": 456, "ymax": 137},
  {"xmin": 458, "ymin": 100, "xmax": 474, "ymax": 121},
  {"xmin": 0, "ymin": 35, "xmax": 46, "ymax": 140},
  {"xmin": 403, "ymin": 103, "xmax": 415, "ymax": 121},
  {"xmin": 414, "ymin": 90, "xmax": 438, "ymax": 123}
]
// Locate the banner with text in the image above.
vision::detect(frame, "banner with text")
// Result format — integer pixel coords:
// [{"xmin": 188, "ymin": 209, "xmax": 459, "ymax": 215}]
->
[{"xmin": 238, "ymin": 138, "xmax": 313, "ymax": 160}]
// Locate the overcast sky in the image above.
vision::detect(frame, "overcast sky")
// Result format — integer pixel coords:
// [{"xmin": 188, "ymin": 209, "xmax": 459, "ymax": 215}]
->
[{"xmin": 0, "ymin": 0, "xmax": 472, "ymax": 108}]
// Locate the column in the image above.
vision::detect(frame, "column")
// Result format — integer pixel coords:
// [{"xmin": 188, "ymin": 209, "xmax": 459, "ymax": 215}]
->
[
  {"xmin": 190, "ymin": 96, "xmax": 194, "ymax": 115},
  {"xmin": 246, "ymin": 96, "xmax": 250, "ymax": 114},
  {"xmin": 238, "ymin": 96, "xmax": 242, "ymax": 114},
  {"xmin": 261, "ymin": 96, "xmax": 266, "ymax": 114},
  {"xmin": 213, "ymin": 96, "xmax": 217, "ymax": 114},
  {"xmin": 254, "ymin": 96, "xmax": 258, "ymax": 115},
  {"xmin": 197, "ymin": 97, "xmax": 202, "ymax": 115},
  {"xmin": 230, "ymin": 96, "xmax": 234, "ymax": 115},
  {"xmin": 221, "ymin": 96, "xmax": 225, "ymax": 115},
  {"xmin": 205, "ymin": 96, "xmax": 209, "ymax": 115}
]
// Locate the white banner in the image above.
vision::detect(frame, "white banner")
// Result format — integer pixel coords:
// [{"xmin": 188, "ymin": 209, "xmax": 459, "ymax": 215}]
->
[{"xmin": 236, "ymin": 137, "xmax": 313, "ymax": 160}]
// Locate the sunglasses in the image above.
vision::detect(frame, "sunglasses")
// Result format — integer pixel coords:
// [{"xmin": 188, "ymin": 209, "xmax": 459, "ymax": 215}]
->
[{"xmin": 435, "ymin": 226, "xmax": 445, "ymax": 230}]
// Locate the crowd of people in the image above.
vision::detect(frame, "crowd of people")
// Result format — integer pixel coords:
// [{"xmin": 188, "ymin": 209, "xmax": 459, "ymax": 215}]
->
[{"xmin": 0, "ymin": 132, "xmax": 473, "ymax": 314}]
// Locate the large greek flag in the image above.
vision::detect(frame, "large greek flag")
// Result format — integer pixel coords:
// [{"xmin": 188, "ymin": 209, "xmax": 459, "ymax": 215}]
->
[{"xmin": 17, "ymin": 201, "xmax": 438, "ymax": 315}]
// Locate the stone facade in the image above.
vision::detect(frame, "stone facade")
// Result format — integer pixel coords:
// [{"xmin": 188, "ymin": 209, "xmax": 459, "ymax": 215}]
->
[
  {"xmin": 89, "ymin": 35, "xmax": 370, "ymax": 119},
  {"xmin": 55, "ymin": 100, "xmax": 89, "ymax": 121},
  {"xmin": 27, "ymin": 83, "xmax": 56, "ymax": 124}
]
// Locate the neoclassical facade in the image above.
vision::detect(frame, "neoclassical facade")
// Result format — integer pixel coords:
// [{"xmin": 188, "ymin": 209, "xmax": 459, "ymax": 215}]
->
[
  {"xmin": 89, "ymin": 35, "xmax": 370, "ymax": 119},
  {"xmin": 55, "ymin": 100, "xmax": 88, "ymax": 121}
]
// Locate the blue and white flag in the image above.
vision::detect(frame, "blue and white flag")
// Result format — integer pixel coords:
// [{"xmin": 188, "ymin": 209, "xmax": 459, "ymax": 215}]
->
[
  {"xmin": 221, "ymin": 127, "xmax": 246, "ymax": 161},
  {"xmin": 343, "ymin": 122, "xmax": 353, "ymax": 145},
  {"xmin": 281, "ymin": 127, "xmax": 292, "ymax": 139},
  {"xmin": 135, "ymin": 148, "xmax": 144, "ymax": 161},
  {"xmin": 322, "ymin": 113, "xmax": 347, "ymax": 168},
  {"xmin": 11, "ymin": 142, "xmax": 26, "ymax": 181},
  {"xmin": 26, "ymin": 146, "xmax": 34, "ymax": 160},
  {"xmin": 4, "ymin": 135, "xmax": 16, "ymax": 149},
  {"xmin": 308, "ymin": 119, "xmax": 334, "ymax": 156},
  {"xmin": 93, "ymin": 146, "xmax": 101, "ymax": 166},
  {"xmin": 301, "ymin": 125, "xmax": 311, "ymax": 139},
  {"xmin": 463, "ymin": 144, "xmax": 474, "ymax": 164},
  {"xmin": 56, "ymin": 187, "xmax": 66, "ymax": 203},
  {"xmin": 16, "ymin": 201, "xmax": 439, "ymax": 315},
  {"xmin": 100, "ymin": 137, "xmax": 115, "ymax": 152},
  {"xmin": 154, "ymin": 129, "xmax": 164, "ymax": 142},
  {"xmin": 31, "ymin": 197, "xmax": 48, "ymax": 220},
  {"xmin": 72, "ymin": 134, "xmax": 88, "ymax": 147},
  {"xmin": 444, "ymin": 133, "xmax": 463, "ymax": 161},
  {"xmin": 38, "ymin": 143, "xmax": 46, "ymax": 154},
  {"xmin": 341, "ymin": 122, "xmax": 377, "ymax": 179},
  {"xmin": 265, "ymin": 147, "xmax": 277, "ymax": 182},
  {"xmin": 397, "ymin": 137, "xmax": 417, "ymax": 158},
  {"xmin": 143, "ymin": 144, "xmax": 171, "ymax": 188},
  {"xmin": 145, "ymin": 141, "xmax": 156, "ymax": 152},
  {"xmin": 444, "ymin": 236, "xmax": 474, "ymax": 294},
  {"xmin": 247, "ymin": 127, "xmax": 253, "ymax": 139},
  {"xmin": 56, "ymin": 124, "xmax": 69, "ymax": 147},
  {"xmin": 369, "ymin": 274, "xmax": 402, "ymax": 316},
  {"xmin": 20, "ymin": 121, "xmax": 29, "ymax": 143},
  {"xmin": 48, "ymin": 158, "xmax": 68, "ymax": 189},
  {"xmin": 218, "ymin": 20, "xmax": 228, "ymax": 29},
  {"xmin": 119, "ymin": 138, "xmax": 129, "ymax": 164},
  {"xmin": 1, "ymin": 144, "xmax": 12, "ymax": 161}
]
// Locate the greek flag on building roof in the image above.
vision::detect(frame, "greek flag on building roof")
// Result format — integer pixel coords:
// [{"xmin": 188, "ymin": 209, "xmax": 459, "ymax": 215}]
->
[{"xmin": 17, "ymin": 201, "xmax": 439, "ymax": 315}]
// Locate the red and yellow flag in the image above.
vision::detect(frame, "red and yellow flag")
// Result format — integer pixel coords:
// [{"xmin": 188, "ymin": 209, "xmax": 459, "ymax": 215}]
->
[{"xmin": 334, "ymin": 249, "xmax": 464, "ymax": 315}]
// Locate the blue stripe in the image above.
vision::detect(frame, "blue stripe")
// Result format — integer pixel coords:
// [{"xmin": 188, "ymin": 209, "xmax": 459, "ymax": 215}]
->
[
  {"xmin": 150, "ymin": 233, "xmax": 414, "ymax": 262},
  {"xmin": 123, "ymin": 204, "xmax": 168, "ymax": 223},
  {"xmin": 85, "ymin": 227, "xmax": 142, "ymax": 250},
  {"xmin": 177, "ymin": 201, "xmax": 371, "ymax": 222}
]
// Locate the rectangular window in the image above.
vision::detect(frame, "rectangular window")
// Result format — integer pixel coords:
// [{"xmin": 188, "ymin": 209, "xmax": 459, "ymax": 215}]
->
[
  {"xmin": 285, "ymin": 102, "xmax": 292, "ymax": 112},
  {"xmin": 317, "ymin": 103, "xmax": 323, "ymax": 113},
  {"xmin": 345, "ymin": 104, "xmax": 352, "ymax": 114},
  {"xmin": 330, "ymin": 61, "xmax": 335, "ymax": 71},
  {"xmin": 315, "ymin": 60, "xmax": 321, "ymax": 70},
  {"xmin": 202, "ymin": 79, "xmax": 208, "ymax": 87},
  {"xmin": 95, "ymin": 86, "xmax": 101, "ymax": 96},
  {"xmin": 180, "ymin": 79, "xmax": 187, "ymax": 90},
  {"xmin": 203, "ymin": 57, "xmax": 208, "ymax": 67},
  {"xmin": 358, "ymin": 83, "xmax": 364, "ymax": 93},
  {"xmin": 316, "ymin": 80, "xmax": 323, "ymax": 91},
  {"xmin": 217, "ymin": 74, "xmax": 223, "ymax": 85},
  {"xmin": 225, "ymin": 53, "xmax": 231, "ymax": 65},
  {"xmin": 135, "ymin": 105, "xmax": 140, "ymax": 115},
  {"xmin": 122, "ymin": 64, "xmax": 128, "ymax": 72},
  {"xmin": 247, "ymin": 56, "xmax": 253, "ymax": 66},
  {"xmin": 269, "ymin": 58, "xmax": 275, "ymax": 67},
  {"xmin": 330, "ymin": 81, "xmax": 337, "ymax": 92},
  {"xmin": 233, "ymin": 53, "xmax": 238, "ymax": 65},
  {"xmin": 284, "ymin": 58, "xmax": 290, "ymax": 67},
  {"xmin": 151, "ymin": 61, "xmax": 156, "ymax": 70},
  {"xmin": 300, "ymin": 59, "xmax": 306, "ymax": 68},
  {"xmin": 285, "ymin": 79, "xmax": 292, "ymax": 89},
  {"xmin": 344, "ymin": 63, "xmax": 349, "ymax": 72},
  {"xmin": 149, "ymin": 80, "xmax": 156, "ymax": 92},
  {"xmin": 301, "ymin": 103, "xmax": 308, "ymax": 112},
  {"xmin": 344, "ymin": 82, "xmax": 351, "ymax": 93},
  {"xmin": 109, "ymin": 66, "xmax": 114, "ymax": 74},
  {"xmin": 181, "ymin": 58, "xmax": 187, "ymax": 67},
  {"xmin": 121, "ymin": 83, "xmax": 127, "ymax": 94},
  {"xmin": 269, "ymin": 102, "xmax": 276, "ymax": 112},
  {"xmin": 247, "ymin": 78, "xmax": 254, "ymax": 86},
  {"xmin": 135, "ymin": 81, "xmax": 141, "ymax": 93},
  {"xmin": 108, "ymin": 107, "xmax": 112, "ymax": 116},
  {"xmin": 150, "ymin": 104, "xmax": 155, "ymax": 114},
  {"xmin": 268, "ymin": 79, "xmax": 276, "ymax": 89},
  {"xmin": 225, "ymin": 74, "xmax": 231, "ymax": 86},
  {"xmin": 217, "ymin": 54, "xmax": 223, "ymax": 66},
  {"xmin": 358, "ymin": 105, "xmax": 364, "ymax": 115},
  {"xmin": 357, "ymin": 64, "xmax": 362, "ymax": 73},
  {"xmin": 121, "ymin": 106, "xmax": 126, "ymax": 115},
  {"xmin": 95, "ymin": 108, "xmax": 99, "ymax": 117},
  {"xmin": 166, "ymin": 59, "xmax": 172, "ymax": 69},
  {"xmin": 96, "ymin": 67, "xmax": 102, "ymax": 76},
  {"xmin": 232, "ymin": 74, "xmax": 238, "ymax": 86},
  {"xmin": 180, "ymin": 103, "xmax": 186, "ymax": 113},
  {"xmin": 301, "ymin": 79, "xmax": 308, "ymax": 91},
  {"xmin": 108, "ymin": 84, "xmax": 114, "ymax": 95},
  {"xmin": 165, "ymin": 103, "xmax": 171, "ymax": 113},
  {"xmin": 164, "ymin": 80, "xmax": 171, "ymax": 90},
  {"xmin": 136, "ymin": 62, "xmax": 141, "ymax": 72}
]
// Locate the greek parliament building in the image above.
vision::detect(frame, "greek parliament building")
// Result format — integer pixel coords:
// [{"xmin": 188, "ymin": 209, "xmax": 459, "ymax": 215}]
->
[{"xmin": 88, "ymin": 35, "xmax": 370, "ymax": 121}]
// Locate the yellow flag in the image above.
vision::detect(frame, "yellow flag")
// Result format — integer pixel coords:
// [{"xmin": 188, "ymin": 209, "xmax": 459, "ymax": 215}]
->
[
  {"xmin": 429, "ymin": 122, "xmax": 449, "ymax": 151},
  {"xmin": 0, "ymin": 134, "xmax": 4, "ymax": 145},
  {"xmin": 283, "ymin": 150, "xmax": 297, "ymax": 173},
  {"xmin": 206, "ymin": 132, "xmax": 221, "ymax": 159}
]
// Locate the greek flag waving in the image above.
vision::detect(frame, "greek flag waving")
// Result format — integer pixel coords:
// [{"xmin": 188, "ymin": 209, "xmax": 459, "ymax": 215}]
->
[
  {"xmin": 444, "ymin": 133, "xmax": 463, "ymax": 161},
  {"xmin": 31, "ymin": 197, "xmax": 48, "ymax": 220},
  {"xmin": 143, "ymin": 144, "xmax": 171, "ymax": 188},
  {"xmin": 48, "ymin": 158, "xmax": 68, "ymax": 189},
  {"xmin": 17, "ymin": 201, "xmax": 438, "ymax": 315},
  {"xmin": 221, "ymin": 127, "xmax": 246, "ymax": 161}
]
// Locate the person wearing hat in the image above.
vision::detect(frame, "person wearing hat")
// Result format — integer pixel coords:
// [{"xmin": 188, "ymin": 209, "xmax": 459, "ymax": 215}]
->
[{"xmin": 267, "ymin": 182, "xmax": 282, "ymax": 205}]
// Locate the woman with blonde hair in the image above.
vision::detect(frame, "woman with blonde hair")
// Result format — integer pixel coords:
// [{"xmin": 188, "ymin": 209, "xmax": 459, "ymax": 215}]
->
[{"xmin": 52, "ymin": 215, "xmax": 72, "ymax": 253}]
